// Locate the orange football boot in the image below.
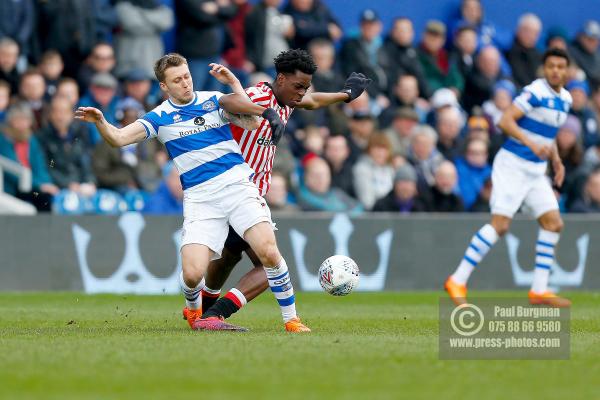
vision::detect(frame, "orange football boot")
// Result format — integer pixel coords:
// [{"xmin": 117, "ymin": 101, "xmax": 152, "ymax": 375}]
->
[
  {"xmin": 528, "ymin": 291, "xmax": 571, "ymax": 308},
  {"xmin": 182, "ymin": 307, "xmax": 203, "ymax": 329},
  {"xmin": 445, "ymin": 276, "xmax": 468, "ymax": 306},
  {"xmin": 284, "ymin": 317, "xmax": 311, "ymax": 333}
]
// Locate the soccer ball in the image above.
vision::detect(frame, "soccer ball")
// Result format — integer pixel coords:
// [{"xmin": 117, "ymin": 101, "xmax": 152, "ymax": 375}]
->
[{"xmin": 318, "ymin": 255, "xmax": 360, "ymax": 296}]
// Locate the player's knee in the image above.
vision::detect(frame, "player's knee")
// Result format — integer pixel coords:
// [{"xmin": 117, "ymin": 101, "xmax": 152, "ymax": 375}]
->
[
  {"xmin": 257, "ymin": 241, "xmax": 281, "ymax": 267},
  {"xmin": 544, "ymin": 218, "xmax": 564, "ymax": 233},
  {"xmin": 182, "ymin": 266, "xmax": 203, "ymax": 287}
]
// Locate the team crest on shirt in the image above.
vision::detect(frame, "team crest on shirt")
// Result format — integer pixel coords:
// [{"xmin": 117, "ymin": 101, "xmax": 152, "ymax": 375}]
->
[
  {"xmin": 548, "ymin": 99, "xmax": 555, "ymax": 108},
  {"xmin": 173, "ymin": 113, "xmax": 182, "ymax": 123},
  {"xmin": 194, "ymin": 116, "xmax": 205, "ymax": 126},
  {"xmin": 201, "ymin": 100, "xmax": 217, "ymax": 112}
]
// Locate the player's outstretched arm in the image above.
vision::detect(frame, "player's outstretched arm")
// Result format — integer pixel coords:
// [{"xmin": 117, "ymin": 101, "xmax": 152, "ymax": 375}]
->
[
  {"xmin": 296, "ymin": 72, "xmax": 372, "ymax": 110},
  {"xmin": 498, "ymin": 104, "xmax": 552, "ymax": 160},
  {"xmin": 75, "ymin": 107, "xmax": 146, "ymax": 147}
]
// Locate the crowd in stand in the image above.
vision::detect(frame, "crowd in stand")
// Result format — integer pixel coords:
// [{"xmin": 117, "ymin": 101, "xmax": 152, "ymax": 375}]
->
[{"xmin": 1, "ymin": 0, "xmax": 600, "ymax": 214}]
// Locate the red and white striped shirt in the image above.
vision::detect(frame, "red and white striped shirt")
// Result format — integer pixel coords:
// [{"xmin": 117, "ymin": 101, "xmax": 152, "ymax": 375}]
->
[{"xmin": 231, "ymin": 82, "xmax": 293, "ymax": 196}]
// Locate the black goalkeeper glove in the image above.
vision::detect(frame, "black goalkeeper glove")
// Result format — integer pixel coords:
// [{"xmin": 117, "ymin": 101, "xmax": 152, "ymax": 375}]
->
[
  {"xmin": 341, "ymin": 72, "xmax": 372, "ymax": 103},
  {"xmin": 262, "ymin": 107, "xmax": 285, "ymax": 145}
]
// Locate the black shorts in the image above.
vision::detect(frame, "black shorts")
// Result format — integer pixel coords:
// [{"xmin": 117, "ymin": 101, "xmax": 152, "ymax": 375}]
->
[{"xmin": 224, "ymin": 225, "xmax": 251, "ymax": 254}]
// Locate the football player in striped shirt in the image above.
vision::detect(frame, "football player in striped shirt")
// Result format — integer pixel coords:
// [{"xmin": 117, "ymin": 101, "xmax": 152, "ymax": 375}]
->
[
  {"xmin": 184, "ymin": 49, "xmax": 371, "ymax": 331},
  {"xmin": 445, "ymin": 48, "xmax": 572, "ymax": 308},
  {"xmin": 77, "ymin": 53, "xmax": 302, "ymax": 331}
]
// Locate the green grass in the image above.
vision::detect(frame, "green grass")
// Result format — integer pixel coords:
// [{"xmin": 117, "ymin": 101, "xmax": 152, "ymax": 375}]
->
[{"xmin": 1, "ymin": 292, "xmax": 599, "ymax": 400}]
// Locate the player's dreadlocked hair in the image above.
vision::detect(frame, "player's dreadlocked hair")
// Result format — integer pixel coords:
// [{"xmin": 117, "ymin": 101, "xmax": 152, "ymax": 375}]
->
[{"xmin": 274, "ymin": 49, "xmax": 318, "ymax": 75}]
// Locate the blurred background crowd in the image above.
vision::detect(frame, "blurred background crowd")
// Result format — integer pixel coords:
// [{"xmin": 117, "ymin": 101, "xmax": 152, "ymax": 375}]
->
[{"xmin": 1, "ymin": 0, "xmax": 600, "ymax": 214}]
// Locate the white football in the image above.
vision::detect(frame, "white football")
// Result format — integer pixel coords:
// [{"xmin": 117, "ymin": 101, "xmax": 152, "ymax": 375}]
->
[{"xmin": 318, "ymin": 255, "xmax": 360, "ymax": 296}]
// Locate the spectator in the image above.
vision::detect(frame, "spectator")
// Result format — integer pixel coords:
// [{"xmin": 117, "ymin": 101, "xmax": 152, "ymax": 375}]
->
[
  {"xmin": 283, "ymin": 0, "xmax": 342, "ymax": 50},
  {"xmin": 55, "ymin": 78, "xmax": 81, "ymax": 108},
  {"xmin": 143, "ymin": 162, "xmax": 184, "ymax": 215},
  {"xmin": 346, "ymin": 109, "xmax": 376, "ymax": 163},
  {"xmin": 17, "ymin": 70, "xmax": 46, "ymax": 130},
  {"xmin": 556, "ymin": 115, "xmax": 584, "ymax": 209},
  {"xmin": 122, "ymin": 68, "xmax": 158, "ymax": 111},
  {"xmin": 470, "ymin": 177, "xmax": 492, "ymax": 212},
  {"xmin": 545, "ymin": 26, "xmax": 569, "ymax": 51},
  {"xmin": 264, "ymin": 170, "xmax": 298, "ymax": 212},
  {"xmin": 79, "ymin": 73, "xmax": 121, "ymax": 144},
  {"xmin": 323, "ymin": 134, "xmax": 355, "ymax": 198},
  {"xmin": 245, "ymin": 0, "xmax": 293, "ymax": 75},
  {"xmin": 0, "ymin": 102, "xmax": 58, "ymax": 211},
  {"xmin": 378, "ymin": 17, "xmax": 430, "ymax": 98},
  {"xmin": 383, "ymin": 107, "xmax": 419, "ymax": 159},
  {"xmin": 93, "ymin": 0, "xmax": 119, "ymax": 42},
  {"xmin": 114, "ymin": 0, "xmax": 174, "ymax": 79},
  {"xmin": 436, "ymin": 106, "xmax": 464, "ymax": 161},
  {"xmin": 570, "ymin": 168, "xmax": 600, "ymax": 213},
  {"xmin": 372, "ymin": 164, "xmax": 429, "ymax": 212},
  {"xmin": 36, "ymin": 96, "xmax": 96, "ymax": 196},
  {"xmin": 450, "ymin": 0, "xmax": 511, "ymax": 51},
  {"xmin": 175, "ymin": 0, "xmax": 237, "ymax": 91},
  {"xmin": 425, "ymin": 87, "xmax": 465, "ymax": 127},
  {"xmin": 0, "ymin": 80, "xmax": 9, "ymax": 123},
  {"xmin": 567, "ymin": 80, "xmax": 600, "ymax": 149},
  {"xmin": 222, "ymin": 0, "xmax": 253, "ymax": 87},
  {"xmin": 297, "ymin": 155, "xmax": 362, "ymax": 212},
  {"xmin": 482, "ymin": 79, "xmax": 516, "ymax": 132},
  {"xmin": 418, "ymin": 20, "xmax": 464, "ymax": 95},
  {"xmin": 506, "ymin": 13, "xmax": 543, "ymax": 89},
  {"xmin": 309, "ymin": 39, "xmax": 344, "ymax": 93},
  {"xmin": 0, "ymin": 0, "xmax": 34, "ymax": 61},
  {"xmin": 409, "ymin": 124, "xmax": 445, "ymax": 187},
  {"xmin": 569, "ymin": 20, "xmax": 600, "ymax": 90},
  {"xmin": 0, "ymin": 38, "xmax": 20, "ymax": 94},
  {"xmin": 77, "ymin": 43, "xmax": 117, "ymax": 93},
  {"xmin": 455, "ymin": 138, "xmax": 492, "ymax": 210},
  {"xmin": 450, "ymin": 24, "xmax": 478, "ymax": 81},
  {"xmin": 380, "ymin": 74, "xmax": 427, "ymax": 127},
  {"xmin": 428, "ymin": 161, "xmax": 464, "ymax": 212},
  {"xmin": 463, "ymin": 45, "xmax": 503, "ymax": 113},
  {"xmin": 301, "ymin": 125, "xmax": 326, "ymax": 157},
  {"xmin": 39, "ymin": 51, "xmax": 64, "ymax": 100},
  {"xmin": 353, "ymin": 133, "xmax": 395, "ymax": 209},
  {"xmin": 339, "ymin": 9, "xmax": 387, "ymax": 98}
]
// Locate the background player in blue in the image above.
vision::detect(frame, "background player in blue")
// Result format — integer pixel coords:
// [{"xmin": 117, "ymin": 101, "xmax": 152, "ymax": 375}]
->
[
  {"xmin": 75, "ymin": 53, "xmax": 307, "ymax": 332},
  {"xmin": 445, "ymin": 48, "xmax": 572, "ymax": 308}
]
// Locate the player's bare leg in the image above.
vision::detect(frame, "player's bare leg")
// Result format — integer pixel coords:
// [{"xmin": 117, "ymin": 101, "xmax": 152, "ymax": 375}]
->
[
  {"xmin": 529, "ymin": 210, "xmax": 571, "ymax": 307},
  {"xmin": 445, "ymin": 215, "xmax": 510, "ymax": 305}
]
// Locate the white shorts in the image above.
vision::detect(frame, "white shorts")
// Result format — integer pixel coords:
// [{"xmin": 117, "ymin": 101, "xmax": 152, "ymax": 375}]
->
[
  {"xmin": 180, "ymin": 180, "xmax": 272, "ymax": 259},
  {"xmin": 490, "ymin": 149, "xmax": 558, "ymax": 219}
]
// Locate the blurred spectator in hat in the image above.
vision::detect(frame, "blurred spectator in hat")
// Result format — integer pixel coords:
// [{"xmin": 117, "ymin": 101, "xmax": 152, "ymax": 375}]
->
[
  {"xmin": 455, "ymin": 138, "xmax": 491, "ymax": 210},
  {"xmin": 55, "ymin": 78, "xmax": 80, "ymax": 108},
  {"xmin": 39, "ymin": 51, "xmax": 64, "ymax": 101},
  {"xmin": 17, "ymin": 70, "xmax": 46, "ymax": 130},
  {"xmin": 378, "ymin": 17, "xmax": 431, "ymax": 98},
  {"xmin": 567, "ymin": 79, "xmax": 599, "ymax": 149},
  {"xmin": 114, "ymin": 0, "xmax": 174, "ymax": 79},
  {"xmin": 409, "ymin": 124, "xmax": 445, "ymax": 188},
  {"xmin": 380, "ymin": 74, "xmax": 428, "ymax": 127},
  {"xmin": 77, "ymin": 42, "xmax": 116, "ymax": 94},
  {"xmin": 264, "ymin": 170, "xmax": 298, "ymax": 212},
  {"xmin": 418, "ymin": 20, "xmax": 464, "ymax": 95},
  {"xmin": 143, "ymin": 161, "xmax": 184, "ymax": 215},
  {"xmin": 436, "ymin": 106, "xmax": 464, "ymax": 161},
  {"xmin": 425, "ymin": 87, "xmax": 465, "ymax": 127},
  {"xmin": 244, "ymin": 0, "xmax": 293, "ymax": 75},
  {"xmin": 569, "ymin": 20, "xmax": 600, "ymax": 90},
  {"xmin": 0, "ymin": 38, "xmax": 20, "ymax": 95},
  {"xmin": 482, "ymin": 79, "xmax": 516, "ymax": 132},
  {"xmin": 346, "ymin": 109, "xmax": 376, "ymax": 163},
  {"xmin": 463, "ymin": 45, "xmax": 503, "ymax": 113},
  {"xmin": 383, "ymin": 107, "xmax": 419, "ymax": 159},
  {"xmin": 372, "ymin": 164, "xmax": 429, "ymax": 213},
  {"xmin": 465, "ymin": 113, "xmax": 503, "ymax": 161},
  {"xmin": 297, "ymin": 155, "xmax": 362, "ymax": 212},
  {"xmin": 36, "ymin": 96, "xmax": 96, "ymax": 196},
  {"xmin": 122, "ymin": 68, "xmax": 159, "ymax": 110},
  {"xmin": 450, "ymin": 0, "xmax": 512, "ymax": 51},
  {"xmin": 428, "ymin": 160, "xmax": 464, "ymax": 212},
  {"xmin": 353, "ymin": 133, "xmax": 395, "ymax": 209},
  {"xmin": 506, "ymin": 13, "xmax": 543, "ymax": 88},
  {"xmin": 283, "ymin": 0, "xmax": 342, "ymax": 50},
  {"xmin": 450, "ymin": 24, "xmax": 478, "ymax": 82},
  {"xmin": 79, "ymin": 72, "xmax": 121, "ymax": 145},
  {"xmin": 0, "ymin": 80, "xmax": 9, "ymax": 123},
  {"xmin": 323, "ymin": 134, "xmax": 356, "ymax": 198},
  {"xmin": 340, "ymin": 9, "xmax": 387, "ymax": 99},
  {"xmin": 0, "ymin": 102, "xmax": 58, "ymax": 211},
  {"xmin": 545, "ymin": 26, "xmax": 569, "ymax": 51},
  {"xmin": 570, "ymin": 168, "xmax": 600, "ymax": 213}
]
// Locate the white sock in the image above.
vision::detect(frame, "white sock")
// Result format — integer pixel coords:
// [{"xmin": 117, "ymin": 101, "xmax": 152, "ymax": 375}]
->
[
  {"xmin": 451, "ymin": 224, "xmax": 499, "ymax": 285},
  {"xmin": 531, "ymin": 229, "xmax": 560, "ymax": 294},
  {"xmin": 264, "ymin": 258, "xmax": 297, "ymax": 323},
  {"xmin": 179, "ymin": 272, "xmax": 205, "ymax": 310}
]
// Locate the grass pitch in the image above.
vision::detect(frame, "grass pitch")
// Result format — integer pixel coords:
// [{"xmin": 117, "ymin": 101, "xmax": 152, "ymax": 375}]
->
[{"xmin": 0, "ymin": 291, "xmax": 599, "ymax": 399}]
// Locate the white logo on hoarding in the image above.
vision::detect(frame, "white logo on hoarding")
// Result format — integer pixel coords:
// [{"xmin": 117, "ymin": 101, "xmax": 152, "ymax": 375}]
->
[
  {"xmin": 290, "ymin": 213, "xmax": 393, "ymax": 291},
  {"xmin": 72, "ymin": 212, "xmax": 182, "ymax": 294}
]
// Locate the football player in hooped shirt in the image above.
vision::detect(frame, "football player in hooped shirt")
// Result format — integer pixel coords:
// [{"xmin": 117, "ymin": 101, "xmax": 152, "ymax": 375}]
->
[
  {"xmin": 77, "ymin": 53, "xmax": 296, "ymax": 332},
  {"xmin": 184, "ymin": 49, "xmax": 371, "ymax": 332}
]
